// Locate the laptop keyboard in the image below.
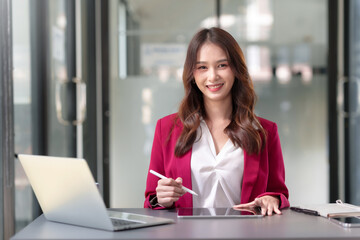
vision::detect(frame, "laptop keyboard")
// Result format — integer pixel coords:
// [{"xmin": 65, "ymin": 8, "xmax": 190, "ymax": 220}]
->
[{"xmin": 110, "ymin": 218, "xmax": 142, "ymax": 227}]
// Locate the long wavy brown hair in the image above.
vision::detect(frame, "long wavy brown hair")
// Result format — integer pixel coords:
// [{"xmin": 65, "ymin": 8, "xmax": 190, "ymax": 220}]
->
[{"xmin": 174, "ymin": 27, "xmax": 266, "ymax": 157}]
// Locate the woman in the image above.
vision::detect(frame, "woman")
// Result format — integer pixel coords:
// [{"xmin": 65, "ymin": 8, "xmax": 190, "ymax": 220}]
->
[{"xmin": 144, "ymin": 27, "xmax": 289, "ymax": 216}]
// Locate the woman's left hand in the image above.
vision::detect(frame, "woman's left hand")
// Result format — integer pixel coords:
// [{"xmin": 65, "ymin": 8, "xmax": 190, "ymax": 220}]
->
[{"xmin": 233, "ymin": 195, "xmax": 281, "ymax": 216}]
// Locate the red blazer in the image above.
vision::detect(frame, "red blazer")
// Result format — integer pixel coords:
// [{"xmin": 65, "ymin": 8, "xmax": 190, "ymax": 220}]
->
[{"xmin": 144, "ymin": 113, "xmax": 290, "ymax": 209}]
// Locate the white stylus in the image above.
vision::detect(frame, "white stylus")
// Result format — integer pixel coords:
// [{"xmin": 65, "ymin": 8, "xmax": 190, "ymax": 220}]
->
[{"xmin": 150, "ymin": 170, "xmax": 198, "ymax": 196}]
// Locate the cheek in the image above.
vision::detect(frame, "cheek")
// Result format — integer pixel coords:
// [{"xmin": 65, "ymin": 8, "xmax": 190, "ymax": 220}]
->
[
  {"xmin": 226, "ymin": 72, "xmax": 235, "ymax": 85},
  {"xmin": 230, "ymin": 76, "xmax": 235, "ymax": 86},
  {"xmin": 193, "ymin": 72, "xmax": 203, "ymax": 84},
  {"xmin": 193, "ymin": 70, "xmax": 201, "ymax": 80},
  {"xmin": 193, "ymin": 77, "xmax": 204, "ymax": 92},
  {"xmin": 194, "ymin": 79, "xmax": 201, "ymax": 90}
]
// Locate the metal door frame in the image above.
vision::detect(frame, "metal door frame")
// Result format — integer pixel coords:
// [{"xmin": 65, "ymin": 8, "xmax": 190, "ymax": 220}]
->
[{"xmin": 1, "ymin": 0, "xmax": 15, "ymax": 239}]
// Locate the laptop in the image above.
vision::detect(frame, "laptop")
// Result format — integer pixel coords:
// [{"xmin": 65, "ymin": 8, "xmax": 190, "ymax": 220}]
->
[{"xmin": 18, "ymin": 154, "xmax": 174, "ymax": 231}]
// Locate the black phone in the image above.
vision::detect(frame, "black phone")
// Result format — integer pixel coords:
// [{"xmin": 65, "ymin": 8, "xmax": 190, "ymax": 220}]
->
[{"xmin": 329, "ymin": 216, "xmax": 360, "ymax": 228}]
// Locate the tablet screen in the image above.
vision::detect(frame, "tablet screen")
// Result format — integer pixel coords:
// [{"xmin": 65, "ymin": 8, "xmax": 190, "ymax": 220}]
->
[
  {"xmin": 177, "ymin": 207, "xmax": 263, "ymax": 218},
  {"xmin": 332, "ymin": 217, "xmax": 360, "ymax": 224}
]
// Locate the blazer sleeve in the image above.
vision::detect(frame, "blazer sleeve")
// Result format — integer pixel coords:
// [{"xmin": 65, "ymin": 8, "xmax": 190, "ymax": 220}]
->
[
  {"xmin": 257, "ymin": 122, "xmax": 290, "ymax": 209},
  {"xmin": 144, "ymin": 119, "xmax": 166, "ymax": 209}
]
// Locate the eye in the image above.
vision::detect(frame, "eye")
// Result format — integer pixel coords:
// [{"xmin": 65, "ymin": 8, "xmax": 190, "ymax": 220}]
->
[
  {"xmin": 197, "ymin": 65, "xmax": 207, "ymax": 70},
  {"xmin": 218, "ymin": 63, "xmax": 228, "ymax": 68}
]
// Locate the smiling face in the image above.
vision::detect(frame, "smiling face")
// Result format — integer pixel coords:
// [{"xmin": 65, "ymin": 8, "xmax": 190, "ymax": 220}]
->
[{"xmin": 193, "ymin": 42, "xmax": 235, "ymax": 106}]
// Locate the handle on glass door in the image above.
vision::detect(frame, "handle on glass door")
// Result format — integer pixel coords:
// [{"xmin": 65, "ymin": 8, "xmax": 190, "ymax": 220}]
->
[
  {"xmin": 337, "ymin": 76, "xmax": 360, "ymax": 118},
  {"xmin": 349, "ymin": 77, "xmax": 360, "ymax": 117},
  {"xmin": 55, "ymin": 77, "xmax": 87, "ymax": 126},
  {"xmin": 337, "ymin": 76, "xmax": 348, "ymax": 118}
]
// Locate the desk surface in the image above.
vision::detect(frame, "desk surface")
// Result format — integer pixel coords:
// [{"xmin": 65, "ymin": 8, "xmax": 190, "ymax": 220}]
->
[{"xmin": 11, "ymin": 208, "xmax": 360, "ymax": 240}]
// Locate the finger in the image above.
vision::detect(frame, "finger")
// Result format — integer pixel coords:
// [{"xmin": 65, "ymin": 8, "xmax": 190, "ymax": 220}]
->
[
  {"xmin": 156, "ymin": 190, "xmax": 182, "ymax": 206},
  {"xmin": 158, "ymin": 178, "xmax": 184, "ymax": 190},
  {"xmin": 261, "ymin": 206, "xmax": 267, "ymax": 216},
  {"xmin": 233, "ymin": 201, "xmax": 256, "ymax": 209},
  {"xmin": 157, "ymin": 196, "xmax": 180, "ymax": 203},
  {"xmin": 157, "ymin": 197, "xmax": 179, "ymax": 208},
  {"xmin": 254, "ymin": 198, "xmax": 267, "ymax": 215},
  {"xmin": 175, "ymin": 177, "xmax": 183, "ymax": 184},
  {"xmin": 174, "ymin": 178, "xmax": 186, "ymax": 194},
  {"xmin": 254, "ymin": 198, "xmax": 263, "ymax": 207},
  {"xmin": 273, "ymin": 205, "xmax": 282, "ymax": 215},
  {"xmin": 156, "ymin": 189, "xmax": 183, "ymax": 198},
  {"xmin": 158, "ymin": 178, "xmax": 176, "ymax": 186},
  {"xmin": 156, "ymin": 179, "xmax": 185, "ymax": 195},
  {"xmin": 267, "ymin": 205, "xmax": 274, "ymax": 216},
  {"xmin": 156, "ymin": 185, "xmax": 185, "ymax": 195}
]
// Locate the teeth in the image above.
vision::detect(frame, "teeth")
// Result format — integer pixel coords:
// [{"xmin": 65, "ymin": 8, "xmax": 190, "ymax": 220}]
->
[{"xmin": 207, "ymin": 83, "xmax": 224, "ymax": 89}]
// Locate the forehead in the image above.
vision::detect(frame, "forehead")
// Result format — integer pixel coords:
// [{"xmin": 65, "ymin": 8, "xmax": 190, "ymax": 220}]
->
[{"xmin": 196, "ymin": 42, "xmax": 228, "ymax": 61}]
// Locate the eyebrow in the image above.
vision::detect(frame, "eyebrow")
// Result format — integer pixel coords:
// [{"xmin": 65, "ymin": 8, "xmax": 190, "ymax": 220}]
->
[{"xmin": 196, "ymin": 59, "xmax": 228, "ymax": 64}]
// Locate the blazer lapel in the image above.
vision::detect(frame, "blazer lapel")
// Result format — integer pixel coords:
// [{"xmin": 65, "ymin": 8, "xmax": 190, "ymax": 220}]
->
[{"xmin": 241, "ymin": 151, "xmax": 260, "ymax": 204}]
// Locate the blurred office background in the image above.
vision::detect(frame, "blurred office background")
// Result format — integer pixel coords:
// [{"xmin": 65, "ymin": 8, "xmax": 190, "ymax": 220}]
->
[
  {"xmin": 1, "ymin": 0, "xmax": 359, "ymax": 239},
  {"xmin": 108, "ymin": 0, "xmax": 328, "ymax": 208}
]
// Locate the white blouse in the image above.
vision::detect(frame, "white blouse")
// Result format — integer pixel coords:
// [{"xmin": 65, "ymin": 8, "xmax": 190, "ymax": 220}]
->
[{"xmin": 191, "ymin": 120, "xmax": 244, "ymax": 208}]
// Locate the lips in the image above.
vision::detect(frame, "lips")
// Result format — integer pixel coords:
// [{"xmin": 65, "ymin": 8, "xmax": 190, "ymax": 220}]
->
[{"xmin": 206, "ymin": 83, "xmax": 224, "ymax": 92}]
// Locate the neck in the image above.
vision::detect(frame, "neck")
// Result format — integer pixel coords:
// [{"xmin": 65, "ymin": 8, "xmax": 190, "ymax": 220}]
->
[{"xmin": 203, "ymin": 97, "xmax": 232, "ymax": 123}]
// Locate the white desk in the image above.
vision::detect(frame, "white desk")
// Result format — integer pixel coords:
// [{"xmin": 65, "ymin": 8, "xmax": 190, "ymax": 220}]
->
[{"xmin": 11, "ymin": 208, "xmax": 360, "ymax": 240}]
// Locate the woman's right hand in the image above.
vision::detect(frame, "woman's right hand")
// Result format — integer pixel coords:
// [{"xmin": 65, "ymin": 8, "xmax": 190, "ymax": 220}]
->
[{"xmin": 156, "ymin": 177, "xmax": 186, "ymax": 208}]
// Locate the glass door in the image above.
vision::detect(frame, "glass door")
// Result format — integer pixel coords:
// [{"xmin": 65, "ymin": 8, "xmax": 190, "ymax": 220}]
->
[
  {"xmin": 108, "ymin": 0, "xmax": 217, "ymax": 208},
  {"xmin": 12, "ymin": 0, "xmax": 36, "ymax": 232},
  {"xmin": 47, "ymin": 0, "xmax": 78, "ymax": 157},
  {"xmin": 345, "ymin": 0, "xmax": 360, "ymax": 205},
  {"xmin": 3, "ymin": 0, "xmax": 104, "ymax": 237},
  {"xmin": 221, "ymin": 0, "xmax": 328, "ymax": 206},
  {"xmin": 12, "ymin": 0, "xmax": 87, "ymax": 234}
]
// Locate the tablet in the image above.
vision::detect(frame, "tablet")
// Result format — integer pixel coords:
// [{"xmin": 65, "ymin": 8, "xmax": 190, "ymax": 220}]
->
[
  {"xmin": 177, "ymin": 207, "xmax": 264, "ymax": 218},
  {"xmin": 329, "ymin": 216, "xmax": 360, "ymax": 228}
]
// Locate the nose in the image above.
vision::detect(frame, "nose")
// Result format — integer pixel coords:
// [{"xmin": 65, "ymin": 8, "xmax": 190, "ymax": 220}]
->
[{"xmin": 208, "ymin": 67, "xmax": 218, "ymax": 82}]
